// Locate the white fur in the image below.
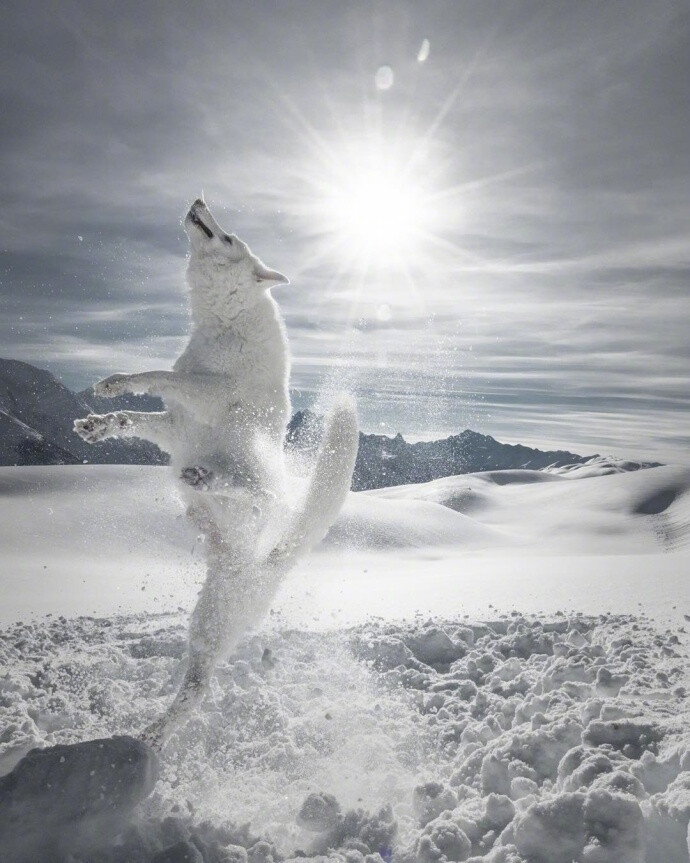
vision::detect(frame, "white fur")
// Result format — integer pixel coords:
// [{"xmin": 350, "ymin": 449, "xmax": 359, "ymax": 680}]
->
[
  {"xmin": 74, "ymin": 199, "xmax": 358, "ymax": 746},
  {"xmin": 79, "ymin": 200, "xmax": 292, "ymax": 511}
]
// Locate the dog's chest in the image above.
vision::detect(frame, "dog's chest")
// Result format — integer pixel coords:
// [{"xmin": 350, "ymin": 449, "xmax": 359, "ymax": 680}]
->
[{"xmin": 176, "ymin": 323, "xmax": 288, "ymax": 397}]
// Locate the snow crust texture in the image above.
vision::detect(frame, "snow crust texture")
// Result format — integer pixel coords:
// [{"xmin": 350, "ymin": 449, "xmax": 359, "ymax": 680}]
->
[{"xmin": 2, "ymin": 611, "xmax": 690, "ymax": 862}]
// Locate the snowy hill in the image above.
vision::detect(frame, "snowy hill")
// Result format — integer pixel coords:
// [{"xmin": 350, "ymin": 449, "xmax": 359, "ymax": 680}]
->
[
  {"xmin": 543, "ymin": 454, "xmax": 664, "ymax": 478},
  {"xmin": 363, "ymin": 464, "xmax": 690, "ymax": 554},
  {"xmin": 1, "ymin": 462, "xmax": 688, "ymax": 624}
]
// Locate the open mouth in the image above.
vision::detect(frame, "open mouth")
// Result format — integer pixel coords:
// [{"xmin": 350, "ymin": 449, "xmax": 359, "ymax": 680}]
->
[{"xmin": 189, "ymin": 209, "xmax": 214, "ymax": 239}]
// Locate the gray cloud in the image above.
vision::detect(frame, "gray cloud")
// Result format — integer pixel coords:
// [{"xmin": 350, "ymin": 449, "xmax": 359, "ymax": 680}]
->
[{"xmin": 1, "ymin": 0, "xmax": 688, "ymax": 461}]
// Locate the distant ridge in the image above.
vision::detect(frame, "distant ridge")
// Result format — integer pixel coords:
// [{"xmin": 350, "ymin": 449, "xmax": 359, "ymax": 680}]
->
[
  {"xmin": 0, "ymin": 409, "xmax": 79, "ymax": 466},
  {"xmin": 0, "ymin": 359, "xmax": 661, "ymax": 489},
  {"xmin": 287, "ymin": 410, "xmax": 661, "ymax": 491}
]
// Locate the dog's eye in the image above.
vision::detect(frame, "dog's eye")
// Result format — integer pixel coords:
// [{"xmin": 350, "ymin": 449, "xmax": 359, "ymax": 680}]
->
[{"xmin": 223, "ymin": 234, "xmax": 233, "ymax": 245}]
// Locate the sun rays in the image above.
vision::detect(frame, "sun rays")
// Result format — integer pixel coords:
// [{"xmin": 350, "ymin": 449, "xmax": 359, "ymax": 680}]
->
[
  {"xmin": 274, "ymin": 121, "xmax": 450, "ymax": 322},
  {"xmin": 259, "ymin": 33, "xmax": 541, "ymax": 334}
]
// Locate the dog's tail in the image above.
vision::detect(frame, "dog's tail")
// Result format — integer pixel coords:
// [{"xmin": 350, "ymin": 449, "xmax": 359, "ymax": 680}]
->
[{"xmin": 267, "ymin": 394, "xmax": 358, "ymax": 568}]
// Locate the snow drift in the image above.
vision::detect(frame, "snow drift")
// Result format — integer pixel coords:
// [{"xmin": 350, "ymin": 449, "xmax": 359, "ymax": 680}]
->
[
  {"xmin": 2, "ymin": 610, "xmax": 690, "ymax": 862},
  {"xmin": 1, "ymin": 461, "xmax": 690, "ymax": 860}
]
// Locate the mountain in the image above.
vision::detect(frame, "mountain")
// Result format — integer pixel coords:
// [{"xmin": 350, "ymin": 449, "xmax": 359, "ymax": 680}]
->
[
  {"xmin": 287, "ymin": 409, "xmax": 661, "ymax": 491},
  {"xmin": 0, "ymin": 359, "xmax": 660, "ymax": 486},
  {"xmin": 0, "ymin": 409, "xmax": 79, "ymax": 466},
  {"xmin": 0, "ymin": 359, "xmax": 167, "ymax": 466}
]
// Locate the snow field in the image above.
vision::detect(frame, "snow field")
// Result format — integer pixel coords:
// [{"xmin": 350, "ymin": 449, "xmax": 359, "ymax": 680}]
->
[
  {"xmin": 2, "ymin": 463, "xmax": 689, "ymax": 627},
  {"xmin": 2, "ymin": 462, "xmax": 690, "ymax": 859},
  {"xmin": 2, "ymin": 610, "xmax": 690, "ymax": 861}
]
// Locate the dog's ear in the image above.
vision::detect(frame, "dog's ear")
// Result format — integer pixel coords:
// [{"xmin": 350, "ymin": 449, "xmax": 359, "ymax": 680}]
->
[{"xmin": 253, "ymin": 259, "xmax": 289, "ymax": 287}]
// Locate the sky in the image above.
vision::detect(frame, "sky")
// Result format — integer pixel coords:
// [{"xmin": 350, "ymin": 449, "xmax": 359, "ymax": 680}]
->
[{"xmin": 1, "ymin": 0, "xmax": 689, "ymax": 462}]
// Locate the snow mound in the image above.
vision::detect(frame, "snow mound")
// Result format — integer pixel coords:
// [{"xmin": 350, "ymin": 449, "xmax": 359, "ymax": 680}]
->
[
  {"xmin": 1, "ymin": 611, "xmax": 690, "ymax": 862},
  {"xmin": 368, "ymin": 465, "xmax": 690, "ymax": 554},
  {"xmin": 324, "ymin": 495, "xmax": 504, "ymax": 550},
  {"xmin": 545, "ymin": 456, "xmax": 662, "ymax": 478}
]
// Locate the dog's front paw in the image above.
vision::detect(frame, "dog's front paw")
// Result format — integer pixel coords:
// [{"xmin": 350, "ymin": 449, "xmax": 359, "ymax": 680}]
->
[
  {"xmin": 180, "ymin": 466, "xmax": 214, "ymax": 490},
  {"xmin": 93, "ymin": 373, "xmax": 131, "ymax": 398},
  {"xmin": 74, "ymin": 414, "xmax": 110, "ymax": 443},
  {"xmin": 74, "ymin": 412, "xmax": 130, "ymax": 443}
]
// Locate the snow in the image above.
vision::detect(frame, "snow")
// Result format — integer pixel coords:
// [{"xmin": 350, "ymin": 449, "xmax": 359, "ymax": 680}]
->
[
  {"xmin": 0, "ymin": 466, "xmax": 203, "ymax": 624},
  {"xmin": 2, "ymin": 610, "xmax": 690, "ymax": 862},
  {"xmin": 2, "ymin": 463, "xmax": 688, "ymax": 625},
  {"xmin": 1, "ymin": 461, "xmax": 690, "ymax": 861}
]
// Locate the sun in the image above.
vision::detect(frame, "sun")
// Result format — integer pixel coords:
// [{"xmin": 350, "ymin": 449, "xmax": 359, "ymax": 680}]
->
[
  {"xmin": 323, "ymin": 158, "xmax": 429, "ymax": 259},
  {"xmin": 291, "ymin": 137, "xmax": 439, "ymax": 275}
]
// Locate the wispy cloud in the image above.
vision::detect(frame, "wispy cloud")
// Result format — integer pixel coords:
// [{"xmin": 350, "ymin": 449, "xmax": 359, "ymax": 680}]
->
[{"xmin": 1, "ymin": 0, "xmax": 688, "ymax": 462}]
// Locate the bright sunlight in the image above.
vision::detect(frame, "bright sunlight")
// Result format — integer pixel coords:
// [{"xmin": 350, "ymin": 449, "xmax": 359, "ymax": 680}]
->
[
  {"xmin": 288, "ymin": 136, "xmax": 441, "ymax": 283},
  {"xmin": 324, "ymin": 159, "xmax": 428, "ymax": 257}
]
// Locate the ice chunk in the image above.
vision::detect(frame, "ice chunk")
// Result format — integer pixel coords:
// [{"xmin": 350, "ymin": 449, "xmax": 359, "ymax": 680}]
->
[{"xmin": 151, "ymin": 839, "xmax": 204, "ymax": 863}]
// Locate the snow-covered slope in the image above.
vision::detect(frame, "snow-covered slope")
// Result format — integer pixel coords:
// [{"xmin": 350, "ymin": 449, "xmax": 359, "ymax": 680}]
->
[
  {"xmin": 1, "ymin": 463, "xmax": 688, "ymax": 625},
  {"xmin": 367, "ymin": 465, "xmax": 690, "ymax": 554},
  {"xmin": 0, "ymin": 466, "xmax": 203, "ymax": 624},
  {"xmin": 1, "ymin": 464, "xmax": 690, "ymax": 862},
  {"xmin": 544, "ymin": 454, "xmax": 665, "ymax": 478}
]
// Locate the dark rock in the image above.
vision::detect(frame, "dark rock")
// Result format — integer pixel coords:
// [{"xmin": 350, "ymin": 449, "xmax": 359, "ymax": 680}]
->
[
  {"xmin": 0, "ymin": 734, "xmax": 159, "ymax": 862},
  {"xmin": 151, "ymin": 839, "xmax": 205, "ymax": 863}
]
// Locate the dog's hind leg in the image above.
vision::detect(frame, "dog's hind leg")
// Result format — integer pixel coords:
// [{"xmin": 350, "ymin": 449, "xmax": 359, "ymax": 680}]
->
[{"xmin": 141, "ymin": 516, "xmax": 262, "ymax": 748}]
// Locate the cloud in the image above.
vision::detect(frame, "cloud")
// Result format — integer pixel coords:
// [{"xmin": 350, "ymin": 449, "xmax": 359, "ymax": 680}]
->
[{"xmin": 1, "ymin": 0, "xmax": 688, "ymax": 462}]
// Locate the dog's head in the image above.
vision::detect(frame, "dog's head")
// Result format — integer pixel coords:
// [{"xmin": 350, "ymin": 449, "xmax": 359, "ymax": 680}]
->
[{"xmin": 184, "ymin": 198, "xmax": 288, "ymax": 321}]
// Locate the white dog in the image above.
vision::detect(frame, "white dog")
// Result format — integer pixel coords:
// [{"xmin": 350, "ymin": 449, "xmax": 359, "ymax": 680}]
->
[{"xmin": 75, "ymin": 199, "xmax": 358, "ymax": 745}]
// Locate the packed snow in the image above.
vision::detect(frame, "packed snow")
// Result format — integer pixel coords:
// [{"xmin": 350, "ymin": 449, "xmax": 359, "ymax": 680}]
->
[{"xmin": 1, "ymin": 461, "xmax": 690, "ymax": 861}]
